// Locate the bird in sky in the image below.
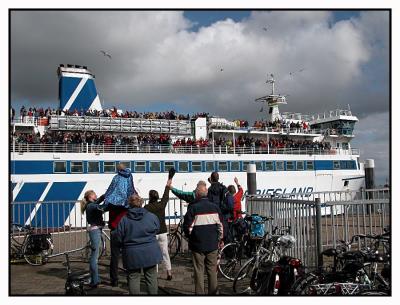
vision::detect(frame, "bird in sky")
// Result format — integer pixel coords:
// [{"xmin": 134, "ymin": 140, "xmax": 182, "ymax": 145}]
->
[
  {"xmin": 289, "ymin": 68, "xmax": 305, "ymax": 76},
  {"xmin": 263, "ymin": 27, "xmax": 268, "ymax": 31},
  {"xmin": 220, "ymin": 68, "xmax": 224, "ymax": 72},
  {"xmin": 100, "ymin": 50, "xmax": 112, "ymax": 59}
]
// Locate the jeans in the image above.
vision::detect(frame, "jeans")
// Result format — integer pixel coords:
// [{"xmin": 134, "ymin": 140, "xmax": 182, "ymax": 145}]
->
[
  {"xmin": 89, "ymin": 228, "xmax": 102, "ymax": 285},
  {"xmin": 192, "ymin": 250, "xmax": 218, "ymax": 295},
  {"xmin": 127, "ymin": 265, "xmax": 158, "ymax": 295}
]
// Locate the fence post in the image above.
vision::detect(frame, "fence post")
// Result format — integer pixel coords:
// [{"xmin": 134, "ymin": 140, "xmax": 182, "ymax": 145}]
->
[{"xmin": 315, "ymin": 197, "xmax": 323, "ymax": 269}]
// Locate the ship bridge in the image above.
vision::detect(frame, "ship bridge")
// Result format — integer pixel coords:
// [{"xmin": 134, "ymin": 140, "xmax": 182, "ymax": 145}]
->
[{"xmin": 308, "ymin": 109, "xmax": 358, "ymax": 137}]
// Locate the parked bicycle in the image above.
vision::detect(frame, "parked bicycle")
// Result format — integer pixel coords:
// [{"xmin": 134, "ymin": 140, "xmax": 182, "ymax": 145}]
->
[
  {"xmin": 167, "ymin": 211, "xmax": 187, "ymax": 260},
  {"xmin": 291, "ymin": 232, "xmax": 391, "ymax": 295},
  {"xmin": 63, "ymin": 249, "xmax": 91, "ymax": 295},
  {"xmin": 10, "ymin": 223, "xmax": 54, "ymax": 266},
  {"xmin": 233, "ymin": 221, "xmax": 299, "ymax": 295},
  {"xmin": 218, "ymin": 213, "xmax": 268, "ymax": 281}
]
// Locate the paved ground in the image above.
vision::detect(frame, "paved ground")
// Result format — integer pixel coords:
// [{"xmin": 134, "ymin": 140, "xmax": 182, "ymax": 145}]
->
[{"xmin": 10, "ymin": 254, "xmax": 234, "ymax": 296}]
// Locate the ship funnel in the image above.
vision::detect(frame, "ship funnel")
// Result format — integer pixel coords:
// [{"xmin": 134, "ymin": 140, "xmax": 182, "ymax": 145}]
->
[{"xmin": 57, "ymin": 64, "xmax": 102, "ymax": 112}]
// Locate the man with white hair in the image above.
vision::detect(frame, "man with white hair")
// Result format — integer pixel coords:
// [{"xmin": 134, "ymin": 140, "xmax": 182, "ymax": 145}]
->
[{"xmin": 183, "ymin": 180, "xmax": 224, "ymax": 295}]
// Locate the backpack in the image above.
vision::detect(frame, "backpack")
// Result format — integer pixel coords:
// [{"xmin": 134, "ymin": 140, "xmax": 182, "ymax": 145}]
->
[{"xmin": 250, "ymin": 215, "xmax": 265, "ymax": 238}]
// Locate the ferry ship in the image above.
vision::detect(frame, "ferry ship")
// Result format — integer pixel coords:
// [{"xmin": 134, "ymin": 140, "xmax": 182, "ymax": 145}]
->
[{"xmin": 10, "ymin": 65, "xmax": 365, "ymax": 227}]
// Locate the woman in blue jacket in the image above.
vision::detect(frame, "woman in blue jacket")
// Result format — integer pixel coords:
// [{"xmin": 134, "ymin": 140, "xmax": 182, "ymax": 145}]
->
[{"xmin": 114, "ymin": 194, "xmax": 162, "ymax": 295}]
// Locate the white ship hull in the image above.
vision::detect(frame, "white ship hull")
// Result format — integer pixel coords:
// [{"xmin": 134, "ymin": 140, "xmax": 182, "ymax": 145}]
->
[{"xmin": 11, "ymin": 151, "xmax": 365, "ymax": 227}]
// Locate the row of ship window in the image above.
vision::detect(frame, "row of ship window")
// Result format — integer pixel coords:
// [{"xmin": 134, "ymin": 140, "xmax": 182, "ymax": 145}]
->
[{"xmin": 53, "ymin": 160, "xmax": 357, "ymax": 174}]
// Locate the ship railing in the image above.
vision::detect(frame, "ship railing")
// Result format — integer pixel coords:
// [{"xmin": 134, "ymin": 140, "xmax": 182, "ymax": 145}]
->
[
  {"xmin": 281, "ymin": 112, "xmax": 313, "ymax": 122},
  {"xmin": 211, "ymin": 126, "xmax": 322, "ymax": 135},
  {"xmin": 10, "ymin": 142, "xmax": 360, "ymax": 156},
  {"xmin": 10, "ymin": 142, "xmax": 356, "ymax": 155},
  {"xmin": 310, "ymin": 109, "xmax": 354, "ymax": 121},
  {"xmin": 11, "ymin": 117, "xmax": 39, "ymax": 126},
  {"xmin": 10, "ymin": 197, "xmax": 188, "ymax": 257},
  {"xmin": 47, "ymin": 115, "xmax": 192, "ymax": 135},
  {"xmin": 246, "ymin": 188, "xmax": 390, "ymax": 269}
]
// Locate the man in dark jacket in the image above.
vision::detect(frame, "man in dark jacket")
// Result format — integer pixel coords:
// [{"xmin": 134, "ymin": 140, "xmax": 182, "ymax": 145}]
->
[
  {"xmin": 183, "ymin": 180, "xmax": 224, "ymax": 295},
  {"xmin": 114, "ymin": 194, "xmax": 162, "ymax": 295},
  {"xmin": 144, "ymin": 178, "xmax": 172, "ymax": 280},
  {"xmin": 207, "ymin": 171, "xmax": 234, "ymax": 241}
]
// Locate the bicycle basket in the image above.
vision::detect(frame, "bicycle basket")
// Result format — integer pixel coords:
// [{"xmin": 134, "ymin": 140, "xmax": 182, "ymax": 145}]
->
[
  {"xmin": 250, "ymin": 215, "xmax": 265, "ymax": 238},
  {"xmin": 26, "ymin": 234, "xmax": 51, "ymax": 254}
]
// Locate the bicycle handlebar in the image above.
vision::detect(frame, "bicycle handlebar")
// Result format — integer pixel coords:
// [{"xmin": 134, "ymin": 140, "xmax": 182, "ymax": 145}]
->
[
  {"xmin": 11, "ymin": 223, "xmax": 32, "ymax": 232},
  {"xmin": 243, "ymin": 214, "xmax": 274, "ymax": 222}
]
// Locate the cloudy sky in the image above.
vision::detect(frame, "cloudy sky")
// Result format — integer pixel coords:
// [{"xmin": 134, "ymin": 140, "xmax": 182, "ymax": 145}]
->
[{"xmin": 10, "ymin": 10, "xmax": 390, "ymax": 184}]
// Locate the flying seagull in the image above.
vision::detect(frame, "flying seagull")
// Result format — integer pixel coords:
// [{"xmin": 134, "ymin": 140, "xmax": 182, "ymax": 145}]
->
[
  {"xmin": 100, "ymin": 50, "xmax": 112, "ymax": 59},
  {"xmin": 289, "ymin": 68, "xmax": 305, "ymax": 76}
]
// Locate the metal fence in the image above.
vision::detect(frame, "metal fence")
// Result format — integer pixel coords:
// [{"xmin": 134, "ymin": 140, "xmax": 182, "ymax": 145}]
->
[
  {"xmin": 10, "ymin": 198, "xmax": 186, "ymax": 258},
  {"xmin": 246, "ymin": 188, "xmax": 390, "ymax": 269},
  {"xmin": 11, "ymin": 188, "xmax": 390, "ymax": 266}
]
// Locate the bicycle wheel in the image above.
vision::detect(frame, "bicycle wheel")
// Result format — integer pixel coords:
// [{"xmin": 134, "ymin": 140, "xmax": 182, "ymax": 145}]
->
[
  {"xmin": 218, "ymin": 242, "xmax": 245, "ymax": 281},
  {"xmin": 83, "ymin": 234, "xmax": 106, "ymax": 262},
  {"xmin": 168, "ymin": 233, "xmax": 181, "ymax": 260},
  {"xmin": 233, "ymin": 257, "xmax": 257, "ymax": 295},
  {"xmin": 290, "ymin": 272, "xmax": 319, "ymax": 295},
  {"xmin": 23, "ymin": 238, "xmax": 53, "ymax": 266}
]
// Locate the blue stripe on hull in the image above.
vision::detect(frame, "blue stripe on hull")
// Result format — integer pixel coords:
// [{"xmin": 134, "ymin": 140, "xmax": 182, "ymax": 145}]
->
[
  {"xmin": 13, "ymin": 182, "xmax": 49, "ymax": 225},
  {"xmin": 32, "ymin": 182, "xmax": 86, "ymax": 228}
]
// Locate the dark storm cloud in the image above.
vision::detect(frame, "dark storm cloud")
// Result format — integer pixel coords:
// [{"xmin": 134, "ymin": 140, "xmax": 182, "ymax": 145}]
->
[{"xmin": 11, "ymin": 11, "xmax": 389, "ymax": 117}]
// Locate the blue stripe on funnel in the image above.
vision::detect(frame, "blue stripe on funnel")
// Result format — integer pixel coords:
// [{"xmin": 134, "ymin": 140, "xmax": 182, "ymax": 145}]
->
[
  {"xmin": 59, "ymin": 77, "xmax": 82, "ymax": 109},
  {"xmin": 68, "ymin": 79, "xmax": 98, "ymax": 111},
  {"xmin": 32, "ymin": 182, "xmax": 86, "ymax": 228},
  {"xmin": 12, "ymin": 182, "xmax": 48, "ymax": 225}
]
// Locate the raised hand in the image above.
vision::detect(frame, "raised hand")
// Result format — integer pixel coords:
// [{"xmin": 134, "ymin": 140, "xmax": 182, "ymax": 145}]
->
[{"xmin": 234, "ymin": 177, "xmax": 239, "ymax": 185}]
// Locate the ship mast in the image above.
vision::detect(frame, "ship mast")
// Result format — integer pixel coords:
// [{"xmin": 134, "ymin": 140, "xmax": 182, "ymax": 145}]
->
[{"xmin": 255, "ymin": 73, "xmax": 287, "ymax": 122}]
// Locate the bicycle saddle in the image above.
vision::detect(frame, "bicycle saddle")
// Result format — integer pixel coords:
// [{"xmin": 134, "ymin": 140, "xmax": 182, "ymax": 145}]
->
[{"xmin": 321, "ymin": 248, "xmax": 339, "ymax": 257}]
